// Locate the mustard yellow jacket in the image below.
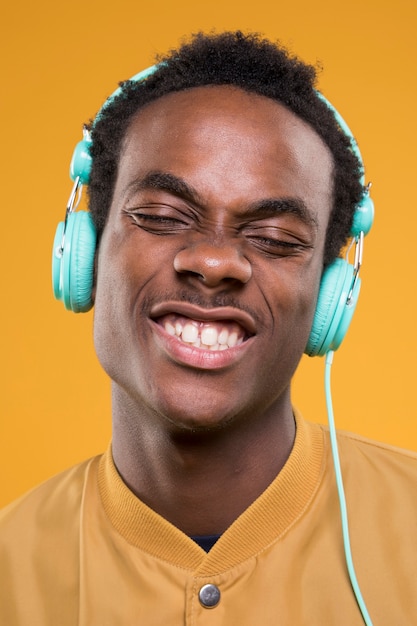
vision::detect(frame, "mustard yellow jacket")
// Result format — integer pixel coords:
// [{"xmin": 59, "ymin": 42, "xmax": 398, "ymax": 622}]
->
[{"xmin": 1, "ymin": 413, "xmax": 417, "ymax": 625}]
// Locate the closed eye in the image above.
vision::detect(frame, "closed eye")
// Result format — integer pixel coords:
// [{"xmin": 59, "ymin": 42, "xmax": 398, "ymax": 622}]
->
[
  {"xmin": 244, "ymin": 223, "xmax": 313, "ymax": 257},
  {"xmin": 123, "ymin": 207, "xmax": 191, "ymax": 234},
  {"xmin": 247, "ymin": 235, "xmax": 310, "ymax": 257}
]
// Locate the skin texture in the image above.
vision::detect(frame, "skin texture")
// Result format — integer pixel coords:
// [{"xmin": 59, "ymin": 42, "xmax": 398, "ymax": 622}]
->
[{"xmin": 93, "ymin": 86, "xmax": 334, "ymax": 535}]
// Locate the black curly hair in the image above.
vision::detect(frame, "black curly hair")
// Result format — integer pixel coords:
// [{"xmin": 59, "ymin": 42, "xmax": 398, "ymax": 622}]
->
[{"xmin": 88, "ymin": 31, "xmax": 364, "ymax": 267}]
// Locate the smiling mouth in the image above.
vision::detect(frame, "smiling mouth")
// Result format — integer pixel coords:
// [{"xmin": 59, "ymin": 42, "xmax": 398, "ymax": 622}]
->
[{"xmin": 157, "ymin": 314, "xmax": 248, "ymax": 351}]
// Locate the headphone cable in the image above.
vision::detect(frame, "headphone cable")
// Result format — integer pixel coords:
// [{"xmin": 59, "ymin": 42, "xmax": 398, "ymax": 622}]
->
[{"xmin": 325, "ymin": 350, "xmax": 373, "ymax": 626}]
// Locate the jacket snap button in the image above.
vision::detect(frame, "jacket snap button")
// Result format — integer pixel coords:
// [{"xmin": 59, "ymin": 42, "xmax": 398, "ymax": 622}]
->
[{"xmin": 198, "ymin": 584, "xmax": 221, "ymax": 608}]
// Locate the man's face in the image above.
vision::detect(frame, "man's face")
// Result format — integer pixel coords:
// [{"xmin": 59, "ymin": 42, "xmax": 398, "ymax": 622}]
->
[{"xmin": 93, "ymin": 86, "xmax": 334, "ymax": 431}]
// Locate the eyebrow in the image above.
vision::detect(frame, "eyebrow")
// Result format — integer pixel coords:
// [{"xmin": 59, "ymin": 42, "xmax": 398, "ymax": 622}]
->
[
  {"xmin": 126, "ymin": 170, "xmax": 318, "ymax": 229},
  {"xmin": 126, "ymin": 171, "xmax": 204, "ymax": 206},
  {"xmin": 241, "ymin": 197, "xmax": 318, "ymax": 230}
]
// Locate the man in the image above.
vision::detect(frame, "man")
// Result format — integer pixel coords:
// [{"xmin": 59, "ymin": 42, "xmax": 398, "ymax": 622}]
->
[{"xmin": 1, "ymin": 31, "xmax": 416, "ymax": 625}]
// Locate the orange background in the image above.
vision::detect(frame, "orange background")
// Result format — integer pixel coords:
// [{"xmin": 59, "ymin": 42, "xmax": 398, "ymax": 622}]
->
[{"xmin": 1, "ymin": 0, "xmax": 416, "ymax": 507}]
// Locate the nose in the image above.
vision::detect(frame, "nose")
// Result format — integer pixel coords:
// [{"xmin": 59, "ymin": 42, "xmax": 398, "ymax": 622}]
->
[{"xmin": 173, "ymin": 242, "xmax": 252, "ymax": 287}]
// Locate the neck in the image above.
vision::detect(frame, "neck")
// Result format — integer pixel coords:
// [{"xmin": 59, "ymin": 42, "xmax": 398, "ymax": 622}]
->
[{"xmin": 111, "ymin": 384, "xmax": 296, "ymax": 536}]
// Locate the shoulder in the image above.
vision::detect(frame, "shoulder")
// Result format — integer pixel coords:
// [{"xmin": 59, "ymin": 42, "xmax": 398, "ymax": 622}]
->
[
  {"xmin": 319, "ymin": 424, "xmax": 417, "ymax": 494},
  {"xmin": 0, "ymin": 455, "xmax": 100, "ymax": 544},
  {"xmin": 336, "ymin": 428, "xmax": 417, "ymax": 465},
  {"xmin": 0, "ymin": 457, "xmax": 102, "ymax": 625}
]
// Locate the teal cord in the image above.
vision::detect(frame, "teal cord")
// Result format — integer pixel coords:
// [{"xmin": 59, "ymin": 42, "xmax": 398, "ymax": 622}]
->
[{"xmin": 325, "ymin": 351, "xmax": 374, "ymax": 626}]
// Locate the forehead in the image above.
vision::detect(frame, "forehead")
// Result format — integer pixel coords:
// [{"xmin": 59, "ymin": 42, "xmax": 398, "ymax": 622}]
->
[{"xmin": 115, "ymin": 85, "xmax": 334, "ymax": 222}]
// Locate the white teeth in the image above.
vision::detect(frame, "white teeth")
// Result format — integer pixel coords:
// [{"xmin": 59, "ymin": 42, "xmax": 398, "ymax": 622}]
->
[
  {"xmin": 218, "ymin": 328, "xmax": 229, "ymax": 345},
  {"xmin": 201, "ymin": 326, "xmax": 218, "ymax": 346},
  {"xmin": 182, "ymin": 322, "xmax": 199, "ymax": 344},
  {"xmin": 165, "ymin": 321, "xmax": 176, "ymax": 336},
  {"xmin": 162, "ymin": 316, "xmax": 246, "ymax": 351},
  {"xmin": 227, "ymin": 331, "xmax": 238, "ymax": 347}
]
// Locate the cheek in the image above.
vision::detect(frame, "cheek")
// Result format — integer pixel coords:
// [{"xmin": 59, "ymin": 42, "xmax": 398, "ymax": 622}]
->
[
  {"xmin": 92, "ymin": 236, "xmax": 140, "ymax": 376},
  {"xmin": 94, "ymin": 227, "xmax": 158, "ymax": 306},
  {"xmin": 264, "ymin": 263, "xmax": 322, "ymax": 348},
  {"xmin": 92, "ymin": 230, "xmax": 176, "ymax": 378}
]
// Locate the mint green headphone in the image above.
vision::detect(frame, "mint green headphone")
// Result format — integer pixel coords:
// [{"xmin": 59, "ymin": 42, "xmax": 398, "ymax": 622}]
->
[{"xmin": 52, "ymin": 66, "xmax": 374, "ymax": 357}]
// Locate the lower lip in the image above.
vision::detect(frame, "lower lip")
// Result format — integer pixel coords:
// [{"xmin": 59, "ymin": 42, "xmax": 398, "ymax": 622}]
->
[{"xmin": 150, "ymin": 320, "xmax": 254, "ymax": 371}]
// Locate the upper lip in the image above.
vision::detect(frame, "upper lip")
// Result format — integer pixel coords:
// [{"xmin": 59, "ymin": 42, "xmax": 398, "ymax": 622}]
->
[{"xmin": 149, "ymin": 301, "xmax": 257, "ymax": 335}]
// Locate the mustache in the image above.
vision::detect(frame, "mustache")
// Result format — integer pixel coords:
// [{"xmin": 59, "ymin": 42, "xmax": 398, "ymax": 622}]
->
[{"xmin": 141, "ymin": 290, "xmax": 262, "ymax": 324}]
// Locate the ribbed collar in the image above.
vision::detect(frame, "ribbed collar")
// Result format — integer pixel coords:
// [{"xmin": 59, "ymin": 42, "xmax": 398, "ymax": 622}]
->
[{"xmin": 98, "ymin": 412, "xmax": 326, "ymax": 575}]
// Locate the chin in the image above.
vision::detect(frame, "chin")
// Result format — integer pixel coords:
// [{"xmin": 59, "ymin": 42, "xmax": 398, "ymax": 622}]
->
[
  {"xmin": 156, "ymin": 395, "xmax": 235, "ymax": 432},
  {"xmin": 164, "ymin": 410, "xmax": 236, "ymax": 435}
]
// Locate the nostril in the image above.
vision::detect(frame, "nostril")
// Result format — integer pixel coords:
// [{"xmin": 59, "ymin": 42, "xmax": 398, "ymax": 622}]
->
[{"xmin": 173, "ymin": 244, "xmax": 252, "ymax": 286}]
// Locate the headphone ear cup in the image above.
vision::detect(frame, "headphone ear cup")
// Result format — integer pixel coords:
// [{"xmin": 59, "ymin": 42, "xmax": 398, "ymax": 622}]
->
[
  {"xmin": 52, "ymin": 211, "xmax": 97, "ymax": 313},
  {"xmin": 305, "ymin": 258, "xmax": 360, "ymax": 357}
]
